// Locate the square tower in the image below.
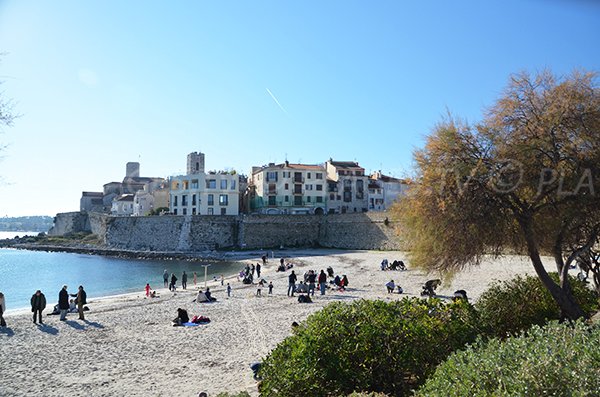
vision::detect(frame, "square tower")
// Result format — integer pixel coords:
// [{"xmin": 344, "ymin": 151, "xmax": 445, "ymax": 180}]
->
[{"xmin": 187, "ymin": 152, "xmax": 205, "ymax": 175}]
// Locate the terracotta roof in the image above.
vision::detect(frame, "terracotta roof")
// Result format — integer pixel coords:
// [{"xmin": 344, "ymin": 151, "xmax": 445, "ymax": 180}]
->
[
  {"xmin": 252, "ymin": 162, "xmax": 325, "ymax": 174},
  {"xmin": 329, "ymin": 160, "xmax": 364, "ymax": 170},
  {"xmin": 370, "ymin": 173, "xmax": 409, "ymax": 184}
]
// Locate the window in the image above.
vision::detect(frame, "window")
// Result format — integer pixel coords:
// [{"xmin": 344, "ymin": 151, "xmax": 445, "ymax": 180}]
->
[
  {"xmin": 220, "ymin": 179, "xmax": 228, "ymax": 189},
  {"xmin": 231, "ymin": 179, "xmax": 236, "ymax": 190},
  {"xmin": 305, "ymin": 184, "xmax": 313, "ymax": 190},
  {"xmin": 181, "ymin": 195, "xmax": 187, "ymax": 206},
  {"xmin": 268, "ymin": 183, "xmax": 277, "ymax": 194},
  {"xmin": 183, "ymin": 181, "xmax": 189, "ymax": 190},
  {"xmin": 182, "ymin": 208, "xmax": 187, "ymax": 215},
  {"xmin": 208, "ymin": 194, "xmax": 214, "ymax": 206},
  {"xmin": 191, "ymin": 179, "xmax": 199, "ymax": 189},
  {"xmin": 266, "ymin": 171, "xmax": 278, "ymax": 182},
  {"xmin": 268, "ymin": 196, "xmax": 276, "ymax": 206},
  {"xmin": 284, "ymin": 183, "xmax": 289, "ymax": 190},
  {"xmin": 316, "ymin": 196, "xmax": 323, "ymax": 203},
  {"xmin": 316, "ymin": 184, "xmax": 323, "ymax": 191},
  {"xmin": 330, "ymin": 193, "xmax": 335, "ymax": 200},
  {"xmin": 195, "ymin": 162, "xmax": 200, "ymax": 172},
  {"xmin": 207, "ymin": 208, "xmax": 213, "ymax": 215},
  {"xmin": 192, "ymin": 194, "xmax": 197, "ymax": 206},
  {"xmin": 173, "ymin": 195, "xmax": 178, "ymax": 206},
  {"xmin": 294, "ymin": 196, "xmax": 302, "ymax": 205},
  {"xmin": 307, "ymin": 196, "xmax": 312, "ymax": 202},
  {"xmin": 284, "ymin": 196, "xmax": 289, "ymax": 202},
  {"xmin": 283, "ymin": 171, "xmax": 290, "ymax": 178},
  {"xmin": 219, "ymin": 194, "xmax": 228, "ymax": 206},
  {"xmin": 307, "ymin": 172, "xmax": 311, "ymax": 179},
  {"xmin": 221, "ymin": 208, "xmax": 227, "ymax": 215},
  {"xmin": 173, "ymin": 208, "xmax": 178, "ymax": 215},
  {"xmin": 316, "ymin": 172, "xmax": 323, "ymax": 179},
  {"xmin": 192, "ymin": 208, "xmax": 196, "ymax": 215},
  {"xmin": 206, "ymin": 179, "xmax": 216, "ymax": 189},
  {"xmin": 294, "ymin": 184, "xmax": 302, "ymax": 194},
  {"xmin": 343, "ymin": 191, "xmax": 352, "ymax": 202}
]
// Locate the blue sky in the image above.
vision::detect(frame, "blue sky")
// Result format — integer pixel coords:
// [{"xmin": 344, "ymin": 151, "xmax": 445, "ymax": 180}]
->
[{"xmin": 0, "ymin": 1, "xmax": 599, "ymax": 217}]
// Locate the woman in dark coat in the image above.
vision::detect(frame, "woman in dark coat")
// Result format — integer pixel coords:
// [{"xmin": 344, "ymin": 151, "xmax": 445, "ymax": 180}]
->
[
  {"xmin": 30, "ymin": 290, "xmax": 47, "ymax": 324},
  {"xmin": 59, "ymin": 285, "xmax": 69, "ymax": 321}
]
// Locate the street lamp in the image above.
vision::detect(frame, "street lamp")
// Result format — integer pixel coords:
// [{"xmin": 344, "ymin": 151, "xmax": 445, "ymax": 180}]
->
[{"xmin": 201, "ymin": 264, "xmax": 211, "ymax": 289}]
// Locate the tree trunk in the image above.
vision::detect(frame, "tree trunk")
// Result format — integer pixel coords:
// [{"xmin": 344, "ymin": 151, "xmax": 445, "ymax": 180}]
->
[{"xmin": 520, "ymin": 217, "xmax": 586, "ymax": 320}]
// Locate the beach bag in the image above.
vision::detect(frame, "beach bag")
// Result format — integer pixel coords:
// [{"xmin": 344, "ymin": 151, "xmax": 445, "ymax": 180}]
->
[{"xmin": 191, "ymin": 315, "xmax": 211, "ymax": 324}]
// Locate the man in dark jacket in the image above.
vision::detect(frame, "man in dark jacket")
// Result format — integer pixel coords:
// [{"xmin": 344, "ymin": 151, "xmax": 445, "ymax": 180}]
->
[
  {"xmin": 318, "ymin": 270, "xmax": 327, "ymax": 295},
  {"xmin": 59, "ymin": 285, "xmax": 69, "ymax": 321},
  {"xmin": 181, "ymin": 271, "xmax": 188, "ymax": 290},
  {"xmin": 287, "ymin": 270, "xmax": 297, "ymax": 297},
  {"xmin": 76, "ymin": 286, "xmax": 87, "ymax": 320},
  {"xmin": 30, "ymin": 290, "xmax": 47, "ymax": 324},
  {"xmin": 170, "ymin": 273, "xmax": 177, "ymax": 291}
]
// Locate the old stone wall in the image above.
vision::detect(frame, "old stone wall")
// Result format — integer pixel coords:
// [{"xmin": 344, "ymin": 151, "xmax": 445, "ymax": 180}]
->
[
  {"xmin": 50, "ymin": 211, "xmax": 402, "ymax": 251},
  {"xmin": 48, "ymin": 212, "xmax": 90, "ymax": 236}
]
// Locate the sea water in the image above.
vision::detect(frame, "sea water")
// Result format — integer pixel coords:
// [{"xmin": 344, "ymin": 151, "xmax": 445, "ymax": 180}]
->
[{"xmin": 0, "ymin": 248, "xmax": 243, "ymax": 312}]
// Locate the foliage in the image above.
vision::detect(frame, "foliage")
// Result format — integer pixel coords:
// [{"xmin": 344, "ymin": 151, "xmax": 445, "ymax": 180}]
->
[
  {"xmin": 148, "ymin": 207, "xmax": 169, "ymax": 216},
  {"xmin": 392, "ymin": 70, "xmax": 600, "ymax": 319},
  {"xmin": 476, "ymin": 273, "xmax": 599, "ymax": 338},
  {"xmin": 344, "ymin": 393, "xmax": 390, "ymax": 397},
  {"xmin": 215, "ymin": 392, "xmax": 251, "ymax": 397},
  {"xmin": 258, "ymin": 298, "xmax": 480, "ymax": 397},
  {"xmin": 415, "ymin": 321, "xmax": 600, "ymax": 397}
]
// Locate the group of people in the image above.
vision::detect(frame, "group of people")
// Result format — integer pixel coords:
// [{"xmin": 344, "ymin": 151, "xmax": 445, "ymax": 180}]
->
[
  {"xmin": 240, "ymin": 263, "xmax": 261, "ymax": 284},
  {"xmin": 286, "ymin": 267, "xmax": 348, "ymax": 299},
  {"xmin": 380, "ymin": 259, "xmax": 406, "ymax": 271},
  {"xmin": 164, "ymin": 269, "xmax": 212, "ymax": 291}
]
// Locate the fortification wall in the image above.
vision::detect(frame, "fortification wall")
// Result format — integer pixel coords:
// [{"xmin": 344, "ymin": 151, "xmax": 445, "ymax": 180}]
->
[{"xmin": 50, "ymin": 211, "xmax": 402, "ymax": 251}]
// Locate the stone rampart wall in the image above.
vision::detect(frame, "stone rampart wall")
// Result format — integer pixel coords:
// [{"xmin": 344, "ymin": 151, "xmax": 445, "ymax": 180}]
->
[{"xmin": 50, "ymin": 211, "xmax": 402, "ymax": 251}]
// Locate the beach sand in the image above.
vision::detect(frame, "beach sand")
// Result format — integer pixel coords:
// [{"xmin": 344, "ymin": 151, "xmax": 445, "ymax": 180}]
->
[{"xmin": 0, "ymin": 249, "xmax": 551, "ymax": 397}]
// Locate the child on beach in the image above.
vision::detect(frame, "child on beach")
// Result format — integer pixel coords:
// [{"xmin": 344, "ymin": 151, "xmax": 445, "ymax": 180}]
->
[
  {"xmin": 145, "ymin": 283, "xmax": 151, "ymax": 297},
  {"xmin": 268, "ymin": 282, "xmax": 273, "ymax": 295},
  {"xmin": 257, "ymin": 280, "xmax": 264, "ymax": 296},
  {"xmin": 227, "ymin": 283, "xmax": 232, "ymax": 298}
]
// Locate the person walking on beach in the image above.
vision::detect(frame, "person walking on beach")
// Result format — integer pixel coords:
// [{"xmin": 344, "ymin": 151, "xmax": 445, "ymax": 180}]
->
[
  {"xmin": 170, "ymin": 273, "xmax": 177, "ymax": 291},
  {"xmin": 75, "ymin": 285, "xmax": 87, "ymax": 320},
  {"xmin": 227, "ymin": 283, "xmax": 232, "ymax": 298},
  {"xmin": 251, "ymin": 264, "xmax": 255, "ymax": 277},
  {"xmin": 30, "ymin": 290, "xmax": 47, "ymax": 324},
  {"xmin": 220, "ymin": 274, "xmax": 224, "ymax": 286},
  {"xmin": 145, "ymin": 283, "xmax": 151, "ymax": 297},
  {"xmin": 59, "ymin": 285, "xmax": 69, "ymax": 321},
  {"xmin": 262, "ymin": 255, "xmax": 267, "ymax": 265},
  {"xmin": 268, "ymin": 281, "xmax": 273, "ymax": 295},
  {"xmin": 163, "ymin": 269, "xmax": 169, "ymax": 288},
  {"xmin": 193, "ymin": 272, "xmax": 197, "ymax": 286},
  {"xmin": 288, "ymin": 270, "xmax": 297, "ymax": 297},
  {"xmin": 182, "ymin": 271, "xmax": 188, "ymax": 290},
  {"xmin": 318, "ymin": 270, "xmax": 327, "ymax": 295},
  {"xmin": 256, "ymin": 263, "xmax": 261, "ymax": 279},
  {"xmin": 0, "ymin": 292, "xmax": 6, "ymax": 327}
]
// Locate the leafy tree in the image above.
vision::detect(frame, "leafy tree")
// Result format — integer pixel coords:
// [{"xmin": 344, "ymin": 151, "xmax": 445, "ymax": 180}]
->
[{"xmin": 393, "ymin": 70, "xmax": 600, "ymax": 320}]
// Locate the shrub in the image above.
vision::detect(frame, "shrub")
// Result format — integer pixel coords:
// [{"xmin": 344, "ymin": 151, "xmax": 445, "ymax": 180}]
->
[
  {"xmin": 415, "ymin": 321, "xmax": 600, "ymax": 396},
  {"xmin": 258, "ymin": 298, "xmax": 480, "ymax": 397},
  {"xmin": 476, "ymin": 273, "xmax": 599, "ymax": 338},
  {"xmin": 215, "ymin": 392, "xmax": 251, "ymax": 397},
  {"xmin": 345, "ymin": 393, "xmax": 389, "ymax": 397}
]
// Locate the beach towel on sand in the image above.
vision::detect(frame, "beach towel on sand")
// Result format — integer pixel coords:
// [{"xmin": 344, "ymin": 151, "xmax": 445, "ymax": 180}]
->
[{"xmin": 182, "ymin": 322, "xmax": 201, "ymax": 327}]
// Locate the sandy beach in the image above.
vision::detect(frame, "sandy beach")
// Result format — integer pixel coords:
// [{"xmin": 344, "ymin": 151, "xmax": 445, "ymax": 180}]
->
[{"xmin": 0, "ymin": 249, "xmax": 550, "ymax": 397}]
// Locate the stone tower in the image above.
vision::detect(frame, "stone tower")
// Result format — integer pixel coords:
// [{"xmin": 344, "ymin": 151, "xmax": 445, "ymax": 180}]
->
[
  {"xmin": 187, "ymin": 152, "xmax": 205, "ymax": 175},
  {"xmin": 126, "ymin": 162, "xmax": 140, "ymax": 178}
]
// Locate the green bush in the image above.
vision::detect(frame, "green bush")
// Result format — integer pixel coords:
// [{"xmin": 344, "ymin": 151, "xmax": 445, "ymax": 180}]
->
[
  {"xmin": 215, "ymin": 392, "xmax": 251, "ymax": 397},
  {"xmin": 415, "ymin": 320, "xmax": 600, "ymax": 396},
  {"xmin": 476, "ymin": 273, "xmax": 599, "ymax": 338},
  {"xmin": 258, "ymin": 298, "xmax": 480, "ymax": 397},
  {"xmin": 345, "ymin": 393, "xmax": 389, "ymax": 397}
]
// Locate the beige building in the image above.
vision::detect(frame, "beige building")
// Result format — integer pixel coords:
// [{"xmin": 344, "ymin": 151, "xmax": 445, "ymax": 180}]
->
[
  {"xmin": 325, "ymin": 159, "xmax": 369, "ymax": 214},
  {"xmin": 169, "ymin": 152, "xmax": 240, "ymax": 216},
  {"xmin": 368, "ymin": 171, "xmax": 409, "ymax": 211},
  {"xmin": 250, "ymin": 161, "xmax": 327, "ymax": 215}
]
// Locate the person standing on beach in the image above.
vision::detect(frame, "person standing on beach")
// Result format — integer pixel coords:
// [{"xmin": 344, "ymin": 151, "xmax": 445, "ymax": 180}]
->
[
  {"xmin": 145, "ymin": 283, "xmax": 151, "ymax": 297},
  {"xmin": 256, "ymin": 263, "xmax": 261, "ymax": 279},
  {"xmin": 30, "ymin": 290, "xmax": 47, "ymax": 324},
  {"xmin": 227, "ymin": 283, "xmax": 232, "ymax": 298},
  {"xmin": 220, "ymin": 274, "xmax": 224, "ymax": 286},
  {"xmin": 268, "ymin": 281, "xmax": 273, "ymax": 295},
  {"xmin": 193, "ymin": 272, "xmax": 197, "ymax": 286},
  {"xmin": 182, "ymin": 271, "xmax": 188, "ymax": 290},
  {"xmin": 318, "ymin": 270, "xmax": 327, "ymax": 295},
  {"xmin": 170, "ymin": 273, "xmax": 177, "ymax": 291},
  {"xmin": 75, "ymin": 286, "xmax": 87, "ymax": 320},
  {"xmin": 288, "ymin": 270, "xmax": 297, "ymax": 297},
  {"xmin": 0, "ymin": 292, "xmax": 6, "ymax": 327},
  {"xmin": 59, "ymin": 285, "xmax": 69, "ymax": 321},
  {"xmin": 163, "ymin": 270, "xmax": 169, "ymax": 288},
  {"xmin": 256, "ymin": 280, "xmax": 263, "ymax": 296},
  {"xmin": 251, "ymin": 264, "xmax": 255, "ymax": 277}
]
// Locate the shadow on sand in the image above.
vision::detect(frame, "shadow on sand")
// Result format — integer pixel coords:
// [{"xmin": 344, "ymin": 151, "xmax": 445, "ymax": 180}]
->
[
  {"xmin": 65, "ymin": 320, "xmax": 86, "ymax": 330},
  {"xmin": 38, "ymin": 324, "xmax": 59, "ymax": 335},
  {"xmin": 83, "ymin": 320, "xmax": 104, "ymax": 329},
  {"xmin": 0, "ymin": 327, "xmax": 15, "ymax": 337}
]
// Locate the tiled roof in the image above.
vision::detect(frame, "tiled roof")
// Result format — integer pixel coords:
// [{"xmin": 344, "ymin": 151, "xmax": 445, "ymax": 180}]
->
[
  {"xmin": 81, "ymin": 192, "xmax": 104, "ymax": 197},
  {"xmin": 329, "ymin": 160, "xmax": 363, "ymax": 169}
]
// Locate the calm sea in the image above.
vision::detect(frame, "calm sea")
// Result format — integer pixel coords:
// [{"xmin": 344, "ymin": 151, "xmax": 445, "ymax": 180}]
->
[
  {"xmin": 0, "ymin": 248, "xmax": 243, "ymax": 312},
  {"xmin": 0, "ymin": 231, "xmax": 41, "ymax": 239}
]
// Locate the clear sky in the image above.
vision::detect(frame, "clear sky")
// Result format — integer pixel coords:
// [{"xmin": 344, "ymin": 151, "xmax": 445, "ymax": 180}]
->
[{"xmin": 0, "ymin": 1, "xmax": 599, "ymax": 217}]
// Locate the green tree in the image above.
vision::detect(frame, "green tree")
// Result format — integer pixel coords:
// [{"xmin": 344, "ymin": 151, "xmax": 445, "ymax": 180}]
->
[{"xmin": 393, "ymin": 70, "xmax": 600, "ymax": 320}]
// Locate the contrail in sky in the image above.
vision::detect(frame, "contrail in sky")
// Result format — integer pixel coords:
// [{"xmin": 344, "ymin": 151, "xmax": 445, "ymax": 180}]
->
[{"xmin": 266, "ymin": 88, "xmax": 288, "ymax": 114}]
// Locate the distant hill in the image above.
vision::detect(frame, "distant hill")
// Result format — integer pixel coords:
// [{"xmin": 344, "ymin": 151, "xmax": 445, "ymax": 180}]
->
[{"xmin": 0, "ymin": 216, "xmax": 54, "ymax": 232}]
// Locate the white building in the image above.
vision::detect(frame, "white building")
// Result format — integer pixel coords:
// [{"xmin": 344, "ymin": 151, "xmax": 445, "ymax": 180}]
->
[
  {"xmin": 250, "ymin": 161, "xmax": 327, "ymax": 215},
  {"xmin": 111, "ymin": 194, "xmax": 134, "ymax": 216},
  {"xmin": 368, "ymin": 171, "xmax": 409, "ymax": 211},
  {"xmin": 325, "ymin": 159, "xmax": 369, "ymax": 214},
  {"xmin": 169, "ymin": 152, "xmax": 240, "ymax": 216}
]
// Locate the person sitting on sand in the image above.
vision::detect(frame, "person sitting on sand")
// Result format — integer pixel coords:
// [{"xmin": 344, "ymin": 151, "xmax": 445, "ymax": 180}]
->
[
  {"xmin": 69, "ymin": 299, "xmax": 78, "ymax": 313},
  {"xmin": 296, "ymin": 281, "xmax": 308, "ymax": 294},
  {"xmin": 151, "ymin": 291, "xmax": 159, "ymax": 298},
  {"xmin": 386, "ymin": 280, "xmax": 395, "ymax": 293},
  {"xmin": 204, "ymin": 288, "xmax": 216, "ymax": 302},
  {"xmin": 332, "ymin": 275, "xmax": 341, "ymax": 287},
  {"xmin": 173, "ymin": 308, "xmax": 189, "ymax": 326},
  {"xmin": 340, "ymin": 275, "xmax": 349, "ymax": 290}
]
